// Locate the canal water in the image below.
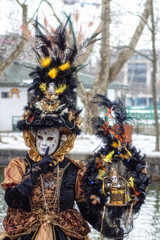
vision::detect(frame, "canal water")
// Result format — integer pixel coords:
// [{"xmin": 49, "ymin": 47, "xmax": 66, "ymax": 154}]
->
[{"xmin": 0, "ymin": 168, "xmax": 160, "ymax": 240}]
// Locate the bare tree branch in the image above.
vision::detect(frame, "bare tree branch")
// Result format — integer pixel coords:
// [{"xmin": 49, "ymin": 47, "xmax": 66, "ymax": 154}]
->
[
  {"xmin": 112, "ymin": 45, "xmax": 153, "ymax": 61},
  {"xmin": 76, "ymin": 24, "xmax": 101, "ymax": 66},
  {"xmin": 150, "ymin": 0, "xmax": 159, "ymax": 151},
  {"xmin": 16, "ymin": 0, "xmax": 23, "ymax": 7},
  {"xmin": 79, "ymin": 0, "xmax": 152, "ymax": 133},
  {"xmin": 28, "ymin": 0, "xmax": 44, "ymax": 24},
  {"xmin": 109, "ymin": 0, "xmax": 152, "ymax": 83},
  {"xmin": 43, "ymin": 0, "xmax": 63, "ymax": 26},
  {"xmin": 0, "ymin": 1, "xmax": 44, "ymax": 78},
  {"xmin": 0, "ymin": 3, "xmax": 28, "ymax": 77},
  {"xmin": 90, "ymin": 0, "xmax": 110, "ymax": 97},
  {"xmin": 77, "ymin": 76, "xmax": 87, "ymax": 103}
]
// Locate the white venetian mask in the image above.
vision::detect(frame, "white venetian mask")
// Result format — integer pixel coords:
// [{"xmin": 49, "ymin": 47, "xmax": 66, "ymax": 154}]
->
[{"xmin": 35, "ymin": 127, "xmax": 60, "ymax": 156}]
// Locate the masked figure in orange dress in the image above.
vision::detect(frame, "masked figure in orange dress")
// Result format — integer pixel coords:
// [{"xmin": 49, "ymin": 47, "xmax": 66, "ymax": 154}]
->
[{"xmin": 1, "ymin": 16, "xmax": 124, "ymax": 240}]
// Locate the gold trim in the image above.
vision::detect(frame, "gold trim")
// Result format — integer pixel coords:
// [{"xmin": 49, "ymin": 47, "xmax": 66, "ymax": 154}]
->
[
  {"xmin": 23, "ymin": 131, "xmax": 76, "ymax": 165},
  {"xmin": 57, "ymin": 162, "xmax": 71, "ymax": 213}
]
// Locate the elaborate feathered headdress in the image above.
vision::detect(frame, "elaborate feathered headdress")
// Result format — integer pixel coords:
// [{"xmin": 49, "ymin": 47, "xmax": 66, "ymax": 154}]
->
[
  {"xmin": 91, "ymin": 94, "xmax": 133, "ymax": 161},
  {"xmin": 17, "ymin": 15, "xmax": 100, "ymax": 134},
  {"xmin": 83, "ymin": 95, "xmax": 150, "ymax": 239}
]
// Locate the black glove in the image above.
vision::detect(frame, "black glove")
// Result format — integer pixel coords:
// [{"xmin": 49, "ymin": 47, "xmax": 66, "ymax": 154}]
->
[
  {"xmin": 38, "ymin": 147, "xmax": 55, "ymax": 174},
  {"xmin": 5, "ymin": 147, "xmax": 56, "ymax": 210},
  {"xmin": 15, "ymin": 147, "xmax": 56, "ymax": 197}
]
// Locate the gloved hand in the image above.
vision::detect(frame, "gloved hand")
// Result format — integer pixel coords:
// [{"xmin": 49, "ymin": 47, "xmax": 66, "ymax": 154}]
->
[
  {"xmin": 38, "ymin": 147, "xmax": 55, "ymax": 174},
  {"xmin": 16, "ymin": 147, "xmax": 56, "ymax": 197}
]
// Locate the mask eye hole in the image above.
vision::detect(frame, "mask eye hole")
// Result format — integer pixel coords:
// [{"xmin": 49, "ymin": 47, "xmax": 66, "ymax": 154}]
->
[
  {"xmin": 47, "ymin": 137, "xmax": 54, "ymax": 141},
  {"xmin": 37, "ymin": 135, "xmax": 43, "ymax": 140}
]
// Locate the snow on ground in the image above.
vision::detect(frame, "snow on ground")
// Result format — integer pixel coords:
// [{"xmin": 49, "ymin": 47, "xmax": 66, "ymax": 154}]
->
[{"xmin": 0, "ymin": 132, "xmax": 160, "ymax": 157}]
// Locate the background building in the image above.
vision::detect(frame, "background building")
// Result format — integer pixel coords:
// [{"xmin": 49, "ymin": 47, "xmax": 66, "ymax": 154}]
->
[{"xmin": 0, "ymin": 34, "xmax": 160, "ymax": 131}]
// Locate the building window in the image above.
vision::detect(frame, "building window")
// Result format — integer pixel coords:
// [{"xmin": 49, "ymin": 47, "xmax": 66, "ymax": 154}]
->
[
  {"xmin": 137, "ymin": 97, "xmax": 147, "ymax": 106},
  {"xmin": 149, "ymin": 98, "xmax": 153, "ymax": 105},
  {"xmin": 128, "ymin": 63, "xmax": 146, "ymax": 83},
  {"xmin": 127, "ymin": 98, "xmax": 135, "ymax": 106},
  {"xmin": 1, "ymin": 92, "xmax": 9, "ymax": 98}
]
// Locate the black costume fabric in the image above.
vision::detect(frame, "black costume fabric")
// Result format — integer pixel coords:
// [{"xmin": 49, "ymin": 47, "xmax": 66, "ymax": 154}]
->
[
  {"xmin": 2, "ymin": 156, "xmax": 124, "ymax": 240},
  {"xmin": 82, "ymin": 94, "xmax": 150, "ymax": 239},
  {"xmin": 16, "ymin": 15, "xmax": 100, "ymax": 135}
]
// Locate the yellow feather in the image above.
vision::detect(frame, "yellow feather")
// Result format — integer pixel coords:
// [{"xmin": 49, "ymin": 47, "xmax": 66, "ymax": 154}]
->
[
  {"xmin": 111, "ymin": 141, "xmax": 118, "ymax": 148},
  {"xmin": 39, "ymin": 83, "xmax": 46, "ymax": 92},
  {"xmin": 120, "ymin": 148, "xmax": 132, "ymax": 160},
  {"xmin": 41, "ymin": 57, "xmax": 51, "ymax": 68},
  {"xmin": 97, "ymin": 169, "xmax": 106, "ymax": 180},
  {"xmin": 48, "ymin": 68, "xmax": 58, "ymax": 79},
  {"xmin": 111, "ymin": 140, "xmax": 121, "ymax": 148},
  {"xmin": 103, "ymin": 150, "xmax": 114, "ymax": 163},
  {"xmin": 125, "ymin": 147, "xmax": 132, "ymax": 157},
  {"xmin": 127, "ymin": 176, "xmax": 134, "ymax": 187},
  {"xmin": 59, "ymin": 61, "xmax": 70, "ymax": 71},
  {"xmin": 55, "ymin": 84, "xmax": 67, "ymax": 94}
]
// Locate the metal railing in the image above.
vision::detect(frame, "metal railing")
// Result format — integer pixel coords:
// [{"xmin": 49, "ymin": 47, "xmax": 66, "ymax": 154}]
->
[{"xmin": 127, "ymin": 106, "xmax": 160, "ymax": 125}]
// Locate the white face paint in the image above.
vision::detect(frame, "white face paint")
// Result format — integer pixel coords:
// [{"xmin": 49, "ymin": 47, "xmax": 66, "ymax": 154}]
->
[
  {"xmin": 111, "ymin": 175, "xmax": 118, "ymax": 184},
  {"xmin": 36, "ymin": 128, "xmax": 60, "ymax": 156}
]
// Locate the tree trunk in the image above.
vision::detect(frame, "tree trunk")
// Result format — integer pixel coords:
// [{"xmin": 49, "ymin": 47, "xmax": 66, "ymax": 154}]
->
[
  {"xmin": 109, "ymin": 0, "xmax": 152, "ymax": 83},
  {"xmin": 82, "ymin": 93, "xmax": 99, "ymax": 134},
  {"xmin": 0, "ymin": 4, "xmax": 28, "ymax": 78},
  {"xmin": 79, "ymin": 0, "xmax": 152, "ymax": 134},
  {"xmin": 151, "ymin": 0, "xmax": 159, "ymax": 151},
  {"xmin": 79, "ymin": 0, "xmax": 110, "ymax": 134}
]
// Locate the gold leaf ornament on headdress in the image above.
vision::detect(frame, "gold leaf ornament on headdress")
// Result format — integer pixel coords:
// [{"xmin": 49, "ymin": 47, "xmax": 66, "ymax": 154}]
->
[
  {"xmin": 41, "ymin": 57, "xmax": 51, "ymax": 68},
  {"xmin": 48, "ymin": 68, "xmax": 58, "ymax": 79},
  {"xmin": 59, "ymin": 61, "xmax": 70, "ymax": 71},
  {"xmin": 55, "ymin": 84, "xmax": 67, "ymax": 94},
  {"xmin": 39, "ymin": 83, "xmax": 47, "ymax": 92},
  {"xmin": 48, "ymin": 61, "xmax": 71, "ymax": 80}
]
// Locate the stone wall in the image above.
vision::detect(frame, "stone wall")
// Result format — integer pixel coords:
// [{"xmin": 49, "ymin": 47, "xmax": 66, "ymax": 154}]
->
[
  {"xmin": 0, "ymin": 149, "xmax": 160, "ymax": 180},
  {"xmin": 0, "ymin": 149, "xmax": 26, "ymax": 166}
]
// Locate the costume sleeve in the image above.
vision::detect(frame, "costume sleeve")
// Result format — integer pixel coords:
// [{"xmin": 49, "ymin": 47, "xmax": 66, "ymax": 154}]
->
[
  {"xmin": 1, "ymin": 158, "xmax": 31, "ymax": 211},
  {"xmin": 75, "ymin": 167, "xmax": 86, "ymax": 203},
  {"xmin": 75, "ymin": 167, "xmax": 124, "ymax": 239},
  {"xmin": 1, "ymin": 158, "xmax": 26, "ymax": 190}
]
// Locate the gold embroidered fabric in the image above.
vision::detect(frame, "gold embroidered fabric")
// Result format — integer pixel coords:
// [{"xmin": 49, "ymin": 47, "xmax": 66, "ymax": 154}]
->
[
  {"xmin": 2, "ymin": 158, "xmax": 90, "ymax": 240},
  {"xmin": 75, "ymin": 167, "xmax": 86, "ymax": 203}
]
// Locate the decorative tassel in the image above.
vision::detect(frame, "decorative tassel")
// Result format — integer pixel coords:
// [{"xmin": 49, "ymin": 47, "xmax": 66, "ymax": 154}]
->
[{"xmin": 101, "ymin": 181, "xmax": 106, "ymax": 195}]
